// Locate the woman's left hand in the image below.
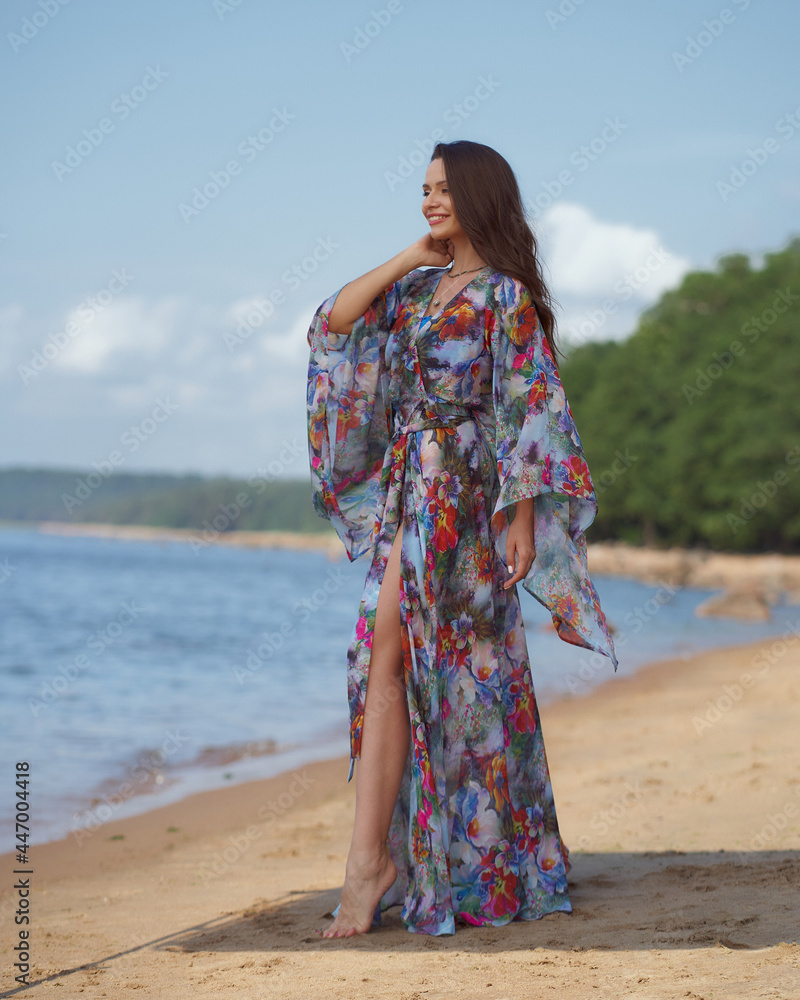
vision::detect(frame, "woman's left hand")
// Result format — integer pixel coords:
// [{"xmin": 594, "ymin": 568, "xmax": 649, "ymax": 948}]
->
[{"xmin": 504, "ymin": 498, "xmax": 536, "ymax": 589}]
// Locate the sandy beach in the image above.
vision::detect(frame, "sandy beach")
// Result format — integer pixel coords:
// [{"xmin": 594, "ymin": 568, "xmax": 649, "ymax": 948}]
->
[{"xmin": 3, "ymin": 628, "xmax": 799, "ymax": 999}]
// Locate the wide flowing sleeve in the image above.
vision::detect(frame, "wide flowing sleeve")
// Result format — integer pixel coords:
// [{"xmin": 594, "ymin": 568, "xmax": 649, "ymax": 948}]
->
[
  {"xmin": 306, "ymin": 279, "xmax": 403, "ymax": 561},
  {"xmin": 488, "ymin": 275, "xmax": 618, "ymax": 671}
]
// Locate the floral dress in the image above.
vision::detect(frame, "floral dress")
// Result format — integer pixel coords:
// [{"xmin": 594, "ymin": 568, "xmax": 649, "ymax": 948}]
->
[{"xmin": 306, "ymin": 265, "xmax": 618, "ymax": 935}]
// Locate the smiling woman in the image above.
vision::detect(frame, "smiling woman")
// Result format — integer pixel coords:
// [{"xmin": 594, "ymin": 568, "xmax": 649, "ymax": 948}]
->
[{"xmin": 305, "ymin": 139, "xmax": 618, "ymax": 938}]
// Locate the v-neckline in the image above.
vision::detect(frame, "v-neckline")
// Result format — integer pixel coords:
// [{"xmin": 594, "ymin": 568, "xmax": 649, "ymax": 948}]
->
[{"xmin": 420, "ymin": 266, "xmax": 490, "ymax": 321}]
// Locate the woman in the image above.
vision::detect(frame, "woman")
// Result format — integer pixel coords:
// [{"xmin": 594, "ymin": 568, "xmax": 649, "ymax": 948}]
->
[{"xmin": 306, "ymin": 140, "xmax": 617, "ymax": 938}]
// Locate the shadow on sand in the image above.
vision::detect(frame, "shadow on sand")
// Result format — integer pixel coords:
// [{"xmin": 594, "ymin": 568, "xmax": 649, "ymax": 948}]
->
[
  {"xmin": 3, "ymin": 849, "xmax": 796, "ymax": 998},
  {"xmin": 164, "ymin": 849, "xmax": 799, "ymax": 953}
]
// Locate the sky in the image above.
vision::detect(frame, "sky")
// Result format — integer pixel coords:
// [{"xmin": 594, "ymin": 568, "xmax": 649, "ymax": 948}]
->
[{"xmin": 1, "ymin": 0, "xmax": 798, "ymax": 482}]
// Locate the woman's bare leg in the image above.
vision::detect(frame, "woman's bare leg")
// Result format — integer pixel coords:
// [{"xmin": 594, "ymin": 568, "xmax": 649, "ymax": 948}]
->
[{"xmin": 322, "ymin": 523, "xmax": 409, "ymax": 938}]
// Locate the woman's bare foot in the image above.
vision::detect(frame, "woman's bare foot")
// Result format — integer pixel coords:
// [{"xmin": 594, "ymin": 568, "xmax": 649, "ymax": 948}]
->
[{"xmin": 321, "ymin": 847, "xmax": 397, "ymax": 938}]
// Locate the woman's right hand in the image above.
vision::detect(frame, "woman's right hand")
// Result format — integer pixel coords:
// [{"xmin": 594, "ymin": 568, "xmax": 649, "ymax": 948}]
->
[{"xmin": 406, "ymin": 234, "xmax": 454, "ymax": 270}]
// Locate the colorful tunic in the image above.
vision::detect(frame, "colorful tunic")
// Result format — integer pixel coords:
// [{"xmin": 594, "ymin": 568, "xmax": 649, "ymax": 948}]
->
[{"xmin": 306, "ymin": 266, "xmax": 618, "ymax": 935}]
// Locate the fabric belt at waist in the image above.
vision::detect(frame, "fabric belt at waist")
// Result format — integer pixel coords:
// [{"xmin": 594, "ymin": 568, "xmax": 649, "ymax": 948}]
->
[{"xmin": 390, "ymin": 403, "xmax": 477, "ymax": 439}]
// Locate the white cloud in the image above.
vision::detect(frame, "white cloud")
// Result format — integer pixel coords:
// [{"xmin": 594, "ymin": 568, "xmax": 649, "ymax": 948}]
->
[
  {"xmin": 1, "ymin": 288, "xmax": 319, "ymax": 478},
  {"xmin": 538, "ymin": 201, "xmax": 690, "ymax": 301},
  {"xmin": 55, "ymin": 296, "xmax": 183, "ymax": 374},
  {"xmin": 257, "ymin": 302, "xmax": 316, "ymax": 365},
  {"xmin": 535, "ymin": 202, "xmax": 692, "ymax": 346}
]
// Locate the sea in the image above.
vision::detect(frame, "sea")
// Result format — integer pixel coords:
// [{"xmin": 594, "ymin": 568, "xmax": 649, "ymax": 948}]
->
[{"xmin": 1, "ymin": 524, "xmax": 798, "ymax": 848}]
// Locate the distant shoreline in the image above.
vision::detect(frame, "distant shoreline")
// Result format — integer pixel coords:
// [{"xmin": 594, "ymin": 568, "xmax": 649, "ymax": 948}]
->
[
  {"xmin": 20, "ymin": 519, "xmax": 343, "ymax": 555},
  {"xmin": 588, "ymin": 539, "xmax": 800, "ymax": 599},
  {"xmin": 7, "ymin": 519, "xmax": 800, "ymax": 597}
]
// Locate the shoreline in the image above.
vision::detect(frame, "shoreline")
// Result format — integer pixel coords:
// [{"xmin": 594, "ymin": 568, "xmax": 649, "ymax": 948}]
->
[
  {"xmin": 28, "ymin": 519, "xmax": 343, "ymax": 556},
  {"xmin": 4, "ymin": 627, "xmax": 797, "ymax": 867},
  {"xmin": 14, "ymin": 607, "xmax": 800, "ymax": 853},
  {"xmin": 10, "ymin": 732, "xmax": 352, "ymax": 854},
  {"xmin": 8, "ymin": 519, "xmax": 800, "ymax": 594},
  {"xmin": 588, "ymin": 539, "xmax": 800, "ymax": 599},
  {"xmin": 4, "ymin": 630, "xmax": 799, "ymax": 997}
]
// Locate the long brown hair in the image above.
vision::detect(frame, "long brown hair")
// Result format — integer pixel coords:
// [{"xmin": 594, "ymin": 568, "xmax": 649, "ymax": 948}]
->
[{"xmin": 430, "ymin": 141, "xmax": 561, "ymax": 364}]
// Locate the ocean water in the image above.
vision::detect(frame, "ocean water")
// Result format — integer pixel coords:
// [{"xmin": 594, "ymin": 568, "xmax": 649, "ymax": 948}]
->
[{"xmin": 1, "ymin": 524, "xmax": 797, "ymax": 847}]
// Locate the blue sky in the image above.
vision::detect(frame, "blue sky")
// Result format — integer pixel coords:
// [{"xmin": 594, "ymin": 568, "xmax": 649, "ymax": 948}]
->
[{"xmin": 2, "ymin": 0, "xmax": 798, "ymax": 481}]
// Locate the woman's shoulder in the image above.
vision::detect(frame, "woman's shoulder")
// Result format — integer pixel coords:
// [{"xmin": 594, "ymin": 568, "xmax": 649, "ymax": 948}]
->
[{"xmin": 482, "ymin": 270, "xmax": 532, "ymax": 311}]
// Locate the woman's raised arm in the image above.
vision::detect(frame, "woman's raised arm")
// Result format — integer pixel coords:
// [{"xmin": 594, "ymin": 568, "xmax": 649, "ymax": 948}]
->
[{"xmin": 327, "ymin": 236, "xmax": 452, "ymax": 335}]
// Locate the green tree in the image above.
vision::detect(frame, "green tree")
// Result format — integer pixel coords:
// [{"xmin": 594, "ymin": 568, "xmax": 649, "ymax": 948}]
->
[{"xmin": 561, "ymin": 237, "xmax": 800, "ymax": 551}]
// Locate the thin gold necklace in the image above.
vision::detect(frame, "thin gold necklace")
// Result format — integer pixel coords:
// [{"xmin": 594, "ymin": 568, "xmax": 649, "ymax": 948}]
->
[{"xmin": 431, "ymin": 265, "xmax": 486, "ymax": 307}]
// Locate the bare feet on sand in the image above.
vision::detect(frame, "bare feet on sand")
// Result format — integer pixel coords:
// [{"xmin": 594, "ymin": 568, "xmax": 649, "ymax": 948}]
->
[{"xmin": 321, "ymin": 847, "xmax": 397, "ymax": 938}]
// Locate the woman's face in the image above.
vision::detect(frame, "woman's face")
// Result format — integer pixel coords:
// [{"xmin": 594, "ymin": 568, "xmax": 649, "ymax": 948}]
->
[{"xmin": 422, "ymin": 158, "xmax": 465, "ymax": 242}]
